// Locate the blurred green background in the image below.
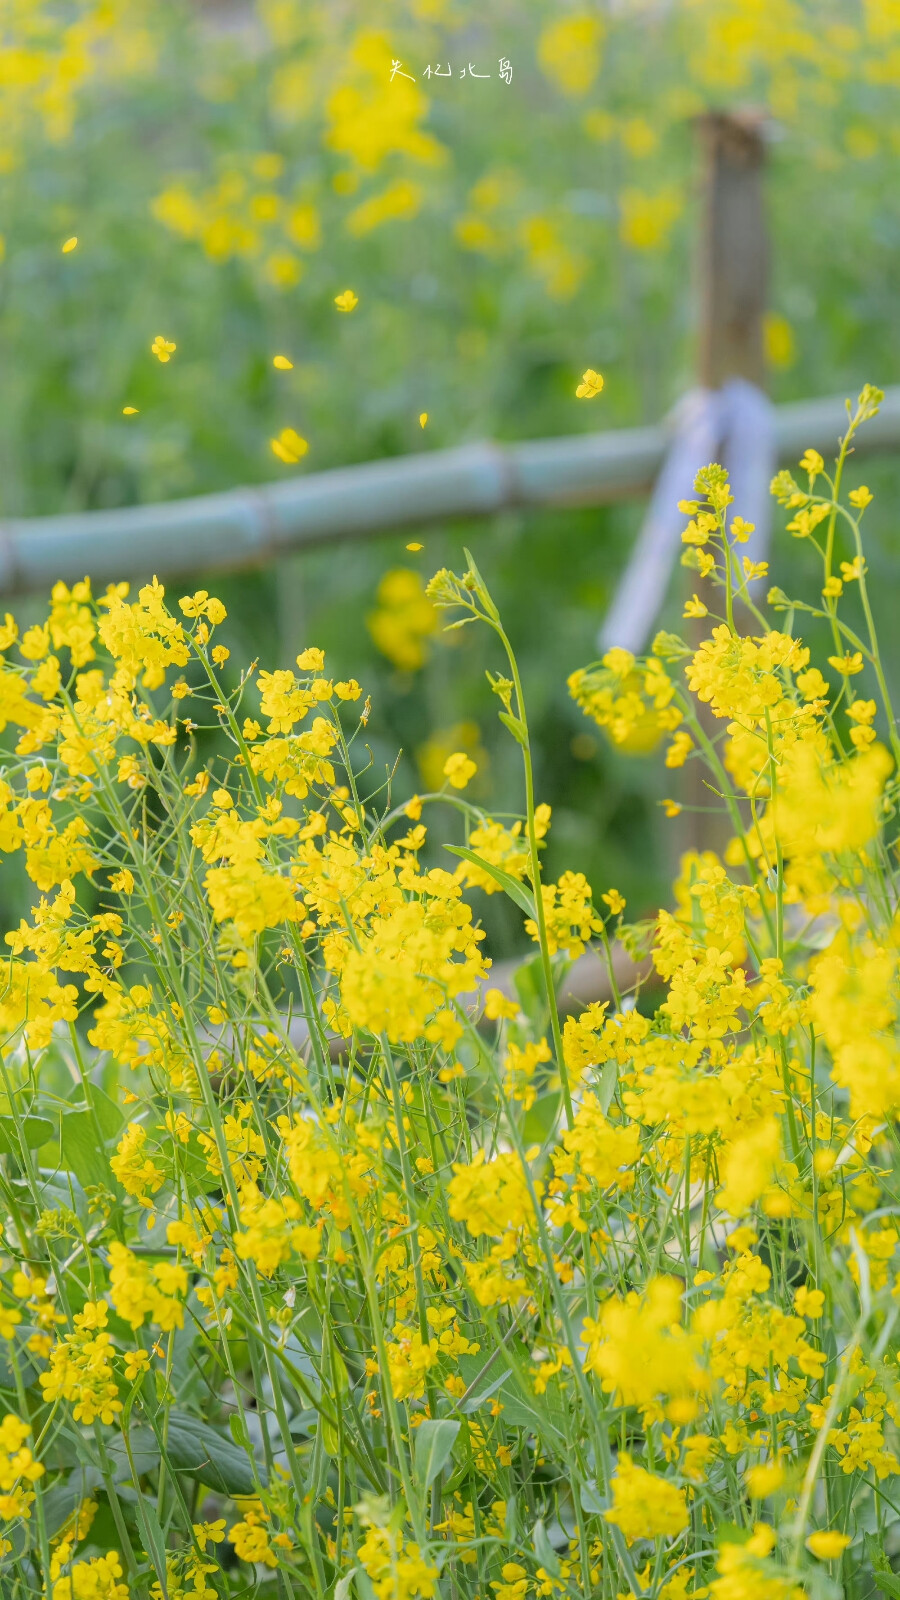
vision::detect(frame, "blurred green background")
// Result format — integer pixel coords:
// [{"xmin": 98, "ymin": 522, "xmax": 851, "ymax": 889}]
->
[{"xmin": 3, "ymin": 0, "xmax": 900, "ymax": 954}]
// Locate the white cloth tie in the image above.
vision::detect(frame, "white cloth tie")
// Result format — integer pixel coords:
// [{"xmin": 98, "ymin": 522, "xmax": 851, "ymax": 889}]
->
[{"xmin": 599, "ymin": 378, "xmax": 776, "ymax": 655}]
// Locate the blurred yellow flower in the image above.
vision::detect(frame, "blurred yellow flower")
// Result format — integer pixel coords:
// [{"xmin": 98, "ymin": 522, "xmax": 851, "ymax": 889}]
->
[
  {"xmin": 538, "ymin": 15, "xmax": 605, "ymax": 96},
  {"xmin": 264, "ymin": 251, "xmax": 301, "ymax": 288},
  {"xmin": 794, "ymin": 1284, "xmax": 825, "ymax": 1318},
  {"xmin": 519, "ymin": 213, "xmax": 585, "ymax": 300},
  {"xmin": 346, "ymin": 179, "xmax": 423, "ymax": 237},
  {"xmin": 334, "ymin": 289, "xmax": 359, "ymax": 311},
  {"xmin": 583, "ymin": 108, "xmax": 615, "ymax": 142},
  {"xmin": 764, "ymin": 312, "xmax": 795, "ymax": 369},
  {"xmin": 620, "ymin": 116, "xmax": 658, "ymax": 158},
  {"xmin": 270, "ymin": 428, "xmax": 308, "ymax": 464},
  {"xmin": 62, "ymin": 235, "xmax": 77, "ymax": 253},
  {"xmin": 619, "ymin": 186, "xmax": 683, "ymax": 252},
  {"xmin": 745, "ymin": 1460, "xmax": 784, "ymax": 1499},
  {"xmin": 325, "ymin": 30, "xmax": 445, "ymax": 173},
  {"xmin": 665, "ymin": 729, "xmax": 694, "ymax": 768},
  {"xmin": 367, "ymin": 567, "xmax": 437, "ymax": 671},
  {"xmin": 576, "ymin": 368, "xmax": 604, "ymax": 399},
  {"xmin": 417, "ymin": 721, "xmax": 485, "ymax": 791},
  {"xmin": 807, "ymin": 1532, "xmax": 851, "ymax": 1560},
  {"xmin": 443, "ymin": 751, "xmax": 477, "ymax": 790},
  {"xmin": 273, "ymin": 355, "xmax": 294, "ymax": 370},
  {"xmin": 151, "ymin": 335, "xmax": 176, "ymax": 363},
  {"xmin": 285, "ymin": 202, "xmax": 321, "ymax": 250}
]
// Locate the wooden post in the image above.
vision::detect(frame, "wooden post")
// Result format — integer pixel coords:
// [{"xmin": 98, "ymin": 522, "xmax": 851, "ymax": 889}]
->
[
  {"xmin": 679, "ymin": 111, "xmax": 768, "ymax": 861},
  {"xmin": 696, "ymin": 111, "xmax": 768, "ymax": 389}
]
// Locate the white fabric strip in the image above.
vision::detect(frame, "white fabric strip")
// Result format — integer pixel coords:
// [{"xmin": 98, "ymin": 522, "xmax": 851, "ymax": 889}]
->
[{"xmin": 598, "ymin": 378, "xmax": 776, "ymax": 655}]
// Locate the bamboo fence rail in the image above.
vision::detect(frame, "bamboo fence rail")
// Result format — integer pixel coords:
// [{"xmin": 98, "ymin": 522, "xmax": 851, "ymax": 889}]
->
[{"xmin": 0, "ymin": 384, "xmax": 897, "ymax": 595}]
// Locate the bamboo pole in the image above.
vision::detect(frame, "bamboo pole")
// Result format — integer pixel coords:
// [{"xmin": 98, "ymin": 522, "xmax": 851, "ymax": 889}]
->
[{"xmin": 0, "ymin": 387, "xmax": 896, "ymax": 595}]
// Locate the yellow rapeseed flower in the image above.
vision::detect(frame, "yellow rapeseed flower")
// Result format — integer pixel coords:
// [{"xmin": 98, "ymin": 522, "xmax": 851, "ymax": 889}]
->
[
  {"xmin": 575, "ymin": 367, "xmax": 604, "ymax": 398},
  {"xmin": 827, "ymin": 651, "xmax": 864, "ymax": 675},
  {"xmin": 270, "ymin": 428, "xmax": 309, "ymax": 464},
  {"xmin": 443, "ymin": 751, "xmax": 477, "ymax": 789},
  {"xmin": 807, "ymin": 1531, "xmax": 852, "ymax": 1560}
]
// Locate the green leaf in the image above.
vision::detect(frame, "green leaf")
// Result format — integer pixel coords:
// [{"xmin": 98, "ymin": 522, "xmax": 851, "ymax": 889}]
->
[
  {"xmin": 162, "ymin": 1410, "xmax": 266, "ymax": 1495},
  {"xmin": 334, "ymin": 1571, "xmax": 358, "ymax": 1600},
  {"xmin": 58, "ymin": 1088, "xmax": 125, "ymax": 1189},
  {"xmin": 106, "ymin": 1425, "xmax": 160, "ymax": 1480},
  {"xmin": 66, "ymin": 1084, "xmax": 124, "ymax": 1140},
  {"xmin": 320, "ymin": 1412, "xmax": 341, "ymax": 1457},
  {"xmin": 533, "ymin": 1519, "xmax": 560, "ymax": 1578},
  {"xmin": 133, "ymin": 1483, "xmax": 168, "ymax": 1587},
  {"xmin": 522, "ymin": 1092, "xmax": 561, "ymax": 1148},
  {"xmin": 513, "ymin": 951, "xmax": 549, "ymax": 1029},
  {"xmin": 329, "ymin": 1344, "xmax": 350, "ymax": 1396},
  {"xmin": 317, "ymin": 1346, "xmax": 350, "ymax": 1453},
  {"xmin": 597, "ymin": 1059, "xmax": 618, "ymax": 1115},
  {"xmin": 170, "ymin": 1301, "xmax": 203, "ymax": 1404},
  {"xmin": 873, "ymin": 1575, "xmax": 900, "ymax": 1597},
  {"xmin": 866, "ymin": 1534, "xmax": 890, "ymax": 1575},
  {"xmin": 59, "ymin": 1110, "xmax": 113, "ymax": 1190},
  {"xmin": 498, "ymin": 710, "xmax": 528, "ymax": 749},
  {"xmin": 170, "ymin": 1130, "xmax": 221, "ymax": 1199},
  {"xmin": 0, "ymin": 1114, "xmax": 54, "ymax": 1158},
  {"xmin": 228, "ymin": 1411, "xmax": 251, "ymax": 1452},
  {"xmin": 495, "ymin": 1386, "xmax": 567, "ymax": 1445},
  {"xmin": 0, "ymin": 1324, "xmax": 49, "ymax": 1393},
  {"xmin": 40, "ymin": 1481, "xmax": 86, "ymax": 1539},
  {"xmin": 579, "ymin": 1481, "xmax": 606, "ymax": 1516},
  {"xmin": 355, "ymin": 1572, "xmax": 378, "ymax": 1600},
  {"xmin": 716, "ymin": 1522, "xmax": 753, "ymax": 1548},
  {"xmin": 459, "ymin": 1369, "xmax": 508, "ymax": 1415},
  {"xmin": 414, "ymin": 1418, "xmax": 460, "ymax": 1489},
  {"xmin": 444, "ymin": 845, "xmax": 536, "ymax": 917}
]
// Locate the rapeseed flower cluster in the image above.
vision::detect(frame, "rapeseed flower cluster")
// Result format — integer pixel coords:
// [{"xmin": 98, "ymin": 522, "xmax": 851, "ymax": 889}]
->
[{"xmin": 2, "ymin": 388, "xmax": 900, "ymax": 1599}]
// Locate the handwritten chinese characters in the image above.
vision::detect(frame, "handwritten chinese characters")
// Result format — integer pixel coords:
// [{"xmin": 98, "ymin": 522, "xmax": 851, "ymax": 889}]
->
[{"xmin": 390, "ymin": 59, "xmax": 512, "ymax": 83}]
